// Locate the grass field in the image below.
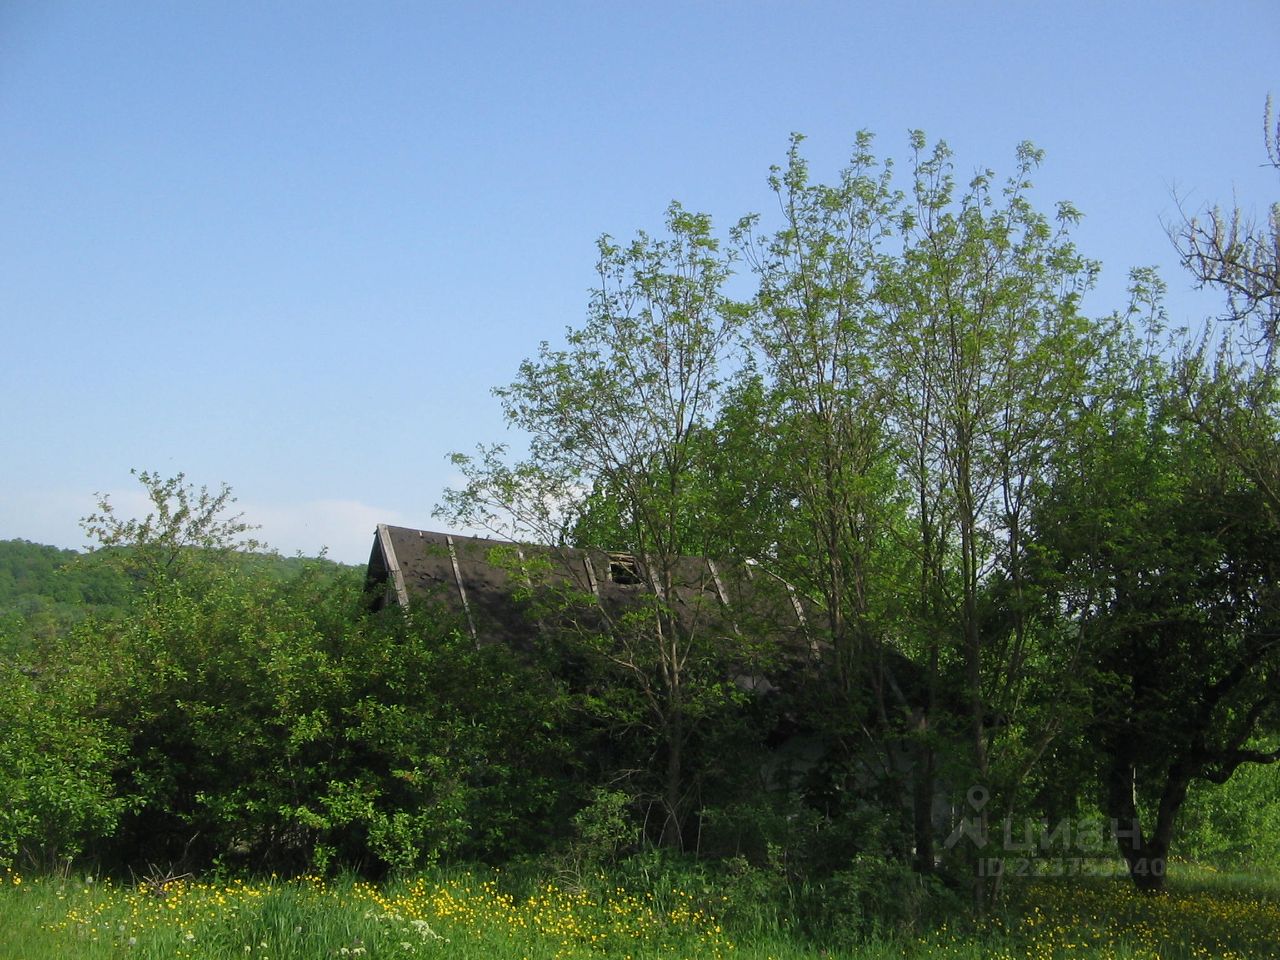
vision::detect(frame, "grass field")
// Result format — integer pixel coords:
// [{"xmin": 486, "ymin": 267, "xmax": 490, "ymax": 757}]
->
[{"xmin": 2, "ymin": 864, "xmax": 1279, "ymax": 959}]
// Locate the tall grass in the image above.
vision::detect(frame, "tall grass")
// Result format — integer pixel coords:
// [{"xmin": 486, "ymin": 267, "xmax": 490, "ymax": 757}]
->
[{"xmin": 2, "ymin": 863, "xmax": 1279, "ymax": 959}]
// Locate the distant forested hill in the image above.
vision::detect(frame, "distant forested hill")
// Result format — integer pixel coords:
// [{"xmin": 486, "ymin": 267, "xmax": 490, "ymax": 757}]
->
[
  {"xmin": 0, "ymin": 539, "xmax": 129, "ymax": 606},
  {"xmin": 0, "ymin": 540, "xmax": 132, "ymax": 652},
  {"xmin": 0, "ymin": 538, "xmax": 356, "ymax": 657}
]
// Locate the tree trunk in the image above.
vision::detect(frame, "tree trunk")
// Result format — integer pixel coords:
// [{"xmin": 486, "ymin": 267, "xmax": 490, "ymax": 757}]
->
[
  {"xmin": 912, "ymin": 726, "xmax": 936, "ymax": 873},
  {"xmin": 660, "ymin": 693, "xmax": 685, "ymax": 850},
  {"xmin": 1105, "ymin": 757, "xmax": 1179, "ymax": 894}
]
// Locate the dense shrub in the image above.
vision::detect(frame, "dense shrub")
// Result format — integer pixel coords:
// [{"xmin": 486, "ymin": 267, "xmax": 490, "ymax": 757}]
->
[
  {"xmin": 0, "ymin": 549, "xmax": 577, "ymax": 875},
  {"xmin": 0, "ymin": 650, "xmax": 126, "ymax": 869},
  {"xmin": 1176, "ymin": 761, "xmax": 1280, "ymax": 867}
]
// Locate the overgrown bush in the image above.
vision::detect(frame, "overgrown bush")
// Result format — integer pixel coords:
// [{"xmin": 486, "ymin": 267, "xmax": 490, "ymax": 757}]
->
[
  {"xmin": 105, "ymin": 564, "xmax": 578, "ymax": 873},
  {"xmin": 0, "ymin": 648, "xmax": 126, "ymax": 869},
  {"xmin": 0, "ymin": 537, "xmax": 578, "ymax": 876},
  {"xmin": 1177, "ymin": 761, "xmax": 1280, "ymax": 867}
]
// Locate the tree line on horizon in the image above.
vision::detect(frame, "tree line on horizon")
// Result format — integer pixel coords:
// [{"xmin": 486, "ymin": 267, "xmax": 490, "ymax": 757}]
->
[{"xmin": 0, "ymin": 537, "xmax": 351, "ymax": 655}]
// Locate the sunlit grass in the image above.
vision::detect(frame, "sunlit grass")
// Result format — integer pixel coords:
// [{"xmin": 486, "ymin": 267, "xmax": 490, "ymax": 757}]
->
[
  {"xmin": 919, "ymin": 864, "xmax": 1280, "ymax": 960},
  {"xmin": 0, "ymin": 868, "xmax": 737, "ymax": 960},
  {"xmin": 3, "ymin": 863, "xmax": 1279, "ymax": 959}
]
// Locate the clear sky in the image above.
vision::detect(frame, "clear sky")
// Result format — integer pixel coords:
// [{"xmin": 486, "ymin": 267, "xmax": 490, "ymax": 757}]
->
[{"xmin": 2, "ymin": 1, "xmax": 1277, "ymax": 564}]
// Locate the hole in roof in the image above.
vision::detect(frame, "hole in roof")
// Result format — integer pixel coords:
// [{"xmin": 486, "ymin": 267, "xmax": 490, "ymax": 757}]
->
[{"xmin": 608, "ymin": 553, "xmax": 644, "ymax": 586}]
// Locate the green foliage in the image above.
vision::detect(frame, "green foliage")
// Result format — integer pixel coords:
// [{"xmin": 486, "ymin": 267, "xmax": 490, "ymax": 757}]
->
[
  {"xmin": 0, "ymin": 540, "xmax": 132, "ymax": 657},
  {"xmin": 1178, "ymin": 760, "xmax": 1280, "ymax": 866},
  {"xmin": 8, "ymin": 113, "xmax": 1280, "ymax": 925},
  {"xmin": 86, "ymin": 565, "xmax": 574, "ymax": 873},
  {"xmin": 437, "ymin": 129, "xmax": 1274, "ymax": 894},
  {"xmin": 1029, "ymin": 277, "xmax": 1280, "ymax": 888},
  {"xmin": 0, "ymin": 471, "xmax": 575, "ymax": 875},
  {"xmin": 0, "ymin": 650, "xmax": 126, "ymax": 869},
  {"xmin": 557, "ymin": 787, "xmax": 642, "ymax": 881},
  {"xmin": 0, "ymin": 540, "xmax": 131, "ymax": 609},
  {"xmin": 81, "ymin": 469, "xmax": 263, "ymax": 585}
]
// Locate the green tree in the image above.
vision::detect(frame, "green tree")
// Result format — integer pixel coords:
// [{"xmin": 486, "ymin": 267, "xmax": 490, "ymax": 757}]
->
[
  {"xmin": 1077, "ymin": 97, "xmax": 1280, "ymax": 891},
  {"xmin": 871, "ymin": 135, "xmax": 1102, "ymax": 903},
  {"xmin": 730, "ymin": 133, "xmax": 922, "ymax": 867},
  {"xmin": 81, "ymin": 468, "xmax": 263, "ymax": 586},
  {"xmin": 1035, "ymin": 291, "xmax": 1280, "ymax": 892},
  {"xmin": 734, "ymin": 132, "xmax": 904, "ymax": 707},
  {"xmin": 440, "ymin": 204, "xmax": 747, "ymax": 849}
]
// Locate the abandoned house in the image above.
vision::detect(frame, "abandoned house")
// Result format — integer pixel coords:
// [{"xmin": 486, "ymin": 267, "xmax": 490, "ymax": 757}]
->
[
  {"xmin": 363, "ymin": 523, "xmax": 819, "ymax": 670},
  {"xmin": 363, "ymin": 523, "xmax": 954, "ymax": 844}
]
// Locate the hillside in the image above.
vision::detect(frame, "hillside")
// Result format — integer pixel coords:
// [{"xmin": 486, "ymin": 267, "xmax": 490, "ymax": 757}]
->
[{"xmin": 0, "ymin": 538, "xmax": 357, "ymax": 658}]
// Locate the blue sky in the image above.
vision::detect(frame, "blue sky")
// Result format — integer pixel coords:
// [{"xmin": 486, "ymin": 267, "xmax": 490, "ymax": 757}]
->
[{"xmin": 2, "ymin": 1, "xmax": 1277, "ymax": 564}]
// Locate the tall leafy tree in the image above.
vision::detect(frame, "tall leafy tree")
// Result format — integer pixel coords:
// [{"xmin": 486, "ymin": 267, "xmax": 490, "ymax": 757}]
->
[
  {"xmin": 1036, "ymin": 312, "xmax": 1280, "ymax": 892},
  {"xmin": 730, "ymin": 134, "xmax": 922, "ymax": 864},
  {"xmin": 877, "ymin": 135, "xmax": 1101, "ymax": 900},
  {"xmin": 734, "ymin": 132, "xmax": 904, "ymax": 704},
  {"xmin": 440, "ymin": 204, "xmax": 745, "ymax": 847},
  {"xmin": 1063, "ymin": 99, "xmax": 1280, "ymax": 891}
]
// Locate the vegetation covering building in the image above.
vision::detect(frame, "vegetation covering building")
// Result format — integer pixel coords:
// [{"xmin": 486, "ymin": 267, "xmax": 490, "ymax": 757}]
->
[{"xmin": 364, "ymin": 523, "xmax": 819, "ymax": 674}]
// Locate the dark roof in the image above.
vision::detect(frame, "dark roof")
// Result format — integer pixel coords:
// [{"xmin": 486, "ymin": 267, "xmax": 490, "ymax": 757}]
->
[
  {"xmin": 362, "ymin": 525, "xmax": 953, "ymax": 726},
  {"xmin": 364, "ymin": 525, "xmax": 817, "ymax": 659}
]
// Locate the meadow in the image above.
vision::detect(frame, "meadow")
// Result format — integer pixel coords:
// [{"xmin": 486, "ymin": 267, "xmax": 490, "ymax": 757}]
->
[{"xmin": 3, "ymin": 863, "xmax": 1279, "ymax": 960}]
